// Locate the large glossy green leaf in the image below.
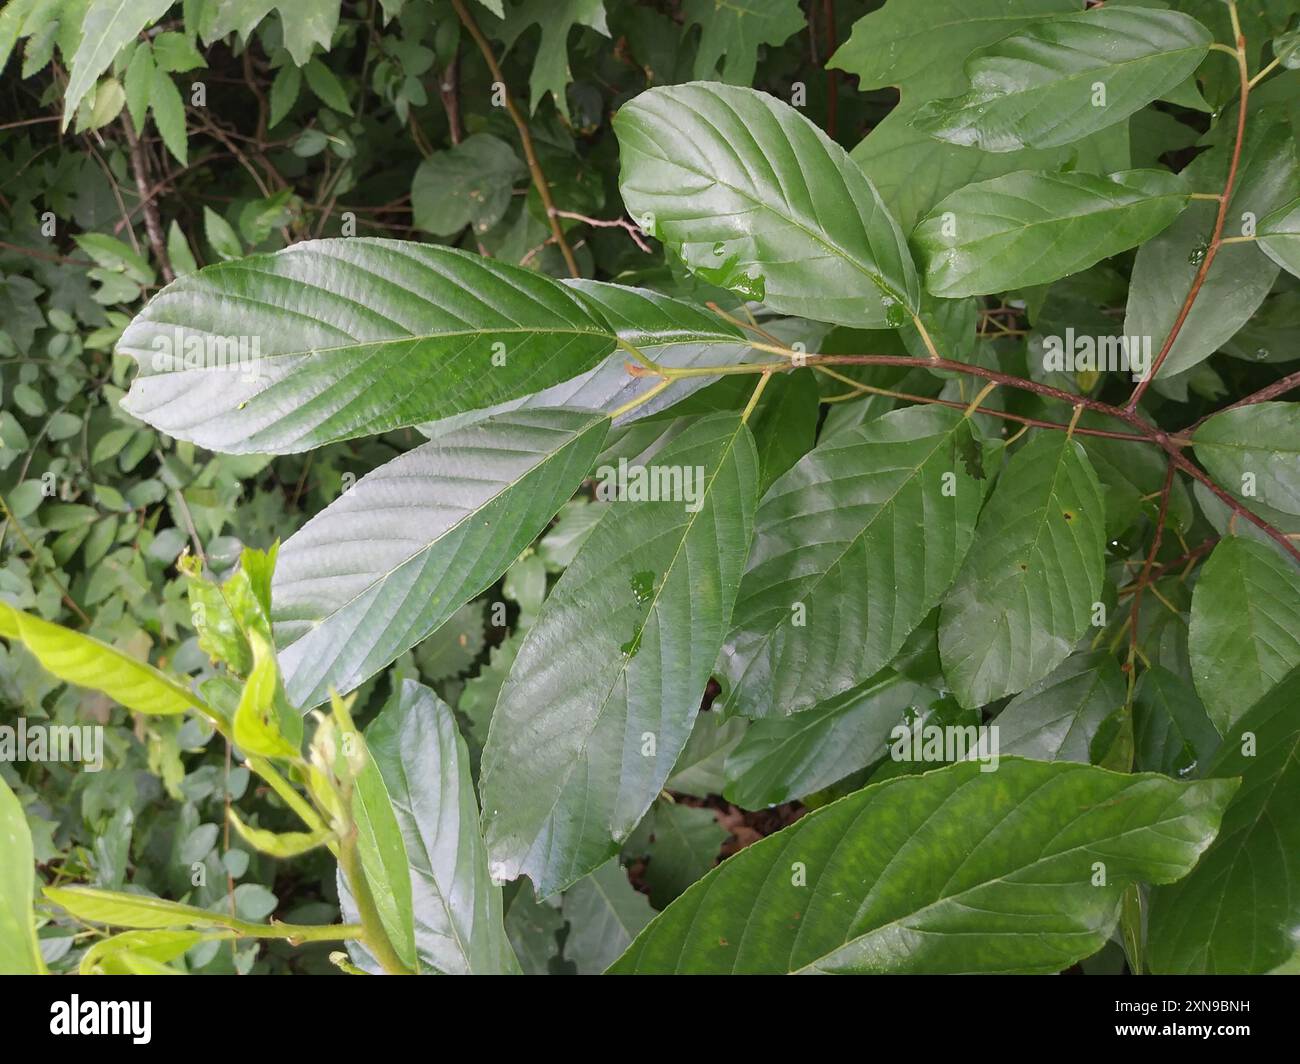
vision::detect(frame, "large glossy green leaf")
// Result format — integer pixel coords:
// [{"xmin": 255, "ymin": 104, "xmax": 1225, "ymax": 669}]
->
[
  {"xmin": 62, "ymin": 0, "xmax": 174, "ymax": 129},
  {"xmin": 939, "ymin": 433, "xmax": 1107, "ymax": 708},
  {"xmin": 912, "ymin": 169, "xmax": 1190, "ymax": 297},
  {"xmin": 912, "ymin": 7, "xmax": 1212, "ymax": 152},
  {"xmin": 0, "ymin": 777, "xmax": 44, "ymax": 974},
  {"xmin": 723, "ymin": 671, "xmax": 938, "ymax": 809},
  {"xmin": 363, "ymin": 680, "xmax": 518, "ymax": 974},
  {"xmin": 721, "ymin": 407, "xmax": 988, "ymax": 719},
  {"xmin": 831, "ymin": 1, "xmax": 1129, "ymax": 229},
  {"xmin": 1258, "ymin": 196, "xmax": 1300, "ymax": 277},
  {"xmin": 611, "ymin": 758, "xmax": 1235, "ymax": 974},
  {"xmin": 1188, "ymin": 536, "xmax": 1300, "ymax": 734},
  {"xmin": 1192, "ymin": 401, "xmax": 1300, "ymax": 516},
  {"xmin": 561, "ymin": 859, "xmax": 654, "ymax": 975},
  {"xmin": 0, "ymin": 602, "xmax": 205, "ymax": 717},
  {"xmin": 1125, "ymin": 117, "xmax": 1296, "ymax": 386},
  {"xmin": 117, "ymin": 239, "xmax": 618, "ymax": 454},
  {"xmin": 272, "ymin": 409, "xmax": 609, "ymax": 708},
  {"xmin": 481, "ymin": 413, "xmax": 759, "ymax": 896},
  {"xmin": 994, "ymin": 651, "xmax": 1124, "ymax": 762},
  {"xmin": 614, "ymin": 82, "xmax": 920, "ymax": 328},
  {"xmin": 1148, "ymin": 665, "xmax": 1300, "ymax": 973}
]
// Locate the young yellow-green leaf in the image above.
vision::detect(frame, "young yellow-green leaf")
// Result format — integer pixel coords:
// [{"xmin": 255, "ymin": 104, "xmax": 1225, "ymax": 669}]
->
[
  {"xmin": 232, "ymin": 636, "xmax": 299, "ymax": 759},
  {"xmin": 363, "ymin": 681, "xmax": 518, "ymax": 974},
  {"xmin": 61, "ymin": 0, "xmax": 175, "ymax": 130},
  {"xmin": 723, "ymin": 670, "xmax": 938, "ymax": 809},
  {"xmin": 611, "ymin": 758, "xmax": 1235, "ymax": 974},
  {"xmin": 117, "ymin": 240, "xmax": 619, "ymax": 454},
  {"xmin": 1192, "ymin": 401, "xmax": 1300, "ymax": 516},
  {"xmin": 1148, "ymin": 664, "xmax": 1300, "ymax": 973},
  {"xmin": 0, "ymin": 602, "xmax": 205, "ymax": 717},
  {"xmin": 1257, "ymin": 196, "xmax": 1300, "ymax": 278},
  {"xmin": 79, "ymin": 929, "xmax": 226, "ymax": 975},
  {"xmin": 1188, "ymin": 536, "xmax": 1300, "ymax": 734},
  {"xmin": 273, "ymin": 409, "xmax": 609, "ymax": 709},
  {"xmin": 912, "ymin": 7, "xmax": 1212, "ymax": 152},
  {"xmin": 0, "ymin": 777, "xmax": 45, "ymax": 974},
  {"xmin": 721, "ymin": 407, "xmax": 988, "ymax": 719},
  {"xmin": 482, "ymin": 413, "xmax": 760, "ymax": 897},
  {"xmin": 939, "ymin": 433, "xmax": 1107, "ymax": 708},
  {"xmin": 45, "ymin": 886, "xmax": 231, "ymax": 930},
  {"xmin": 228, "ymin": 809, "xmax": 331, "ymax": 858},
  {"xmin": 615, "ymin": 82, "xmax": 920, "ymax": 328},
  {"xmin": 912, "ymin": 169, "xmax": 1190, "ymax": 297}
]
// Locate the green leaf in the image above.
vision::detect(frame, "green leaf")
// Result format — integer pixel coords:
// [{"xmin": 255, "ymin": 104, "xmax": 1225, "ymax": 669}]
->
[
  {"xmin": 1257, "ymin": 196, "xmax": 1300, "ymax": 278},
  {"xmin": 494, "ymin": 0, "xmax": 609, "ymax": 120},
  {"xmin": 62, "ymin": 0, "xmax": 174, "ymax": 130},
  {"xmin": 1148, "ymin": 665, "xmax": 1300, "ymax": 973},
  {"xmin": 202, "ymin": 205, "xmax": 242, "ymax": 261},
  {"xmin": 150, "ymin": 30, "xmax": 204, "ymax": 72},
  {"xmin": 1193, "ymin": 401, "xmax": 1300, "ymax": 516},
  {"xmin": 273, "ymin": 409, "xmax": 608, "ymax": 708},
  {"xmin": 45, "ymin": 886, "xmax": 230, "ymax": 929},
  {"xmin": 227, "ymin": 810, "xmax": 330, "ymax": 858},
  {"xmin": 199, "ymin": 0, "xmax": 339, "ymax": 68},
  {"xmin": 611, "ymin": 758, "xmax": 1235, "ymax": 974},
  {"xmin": 79, "ymin": 929, "xmax": 222, "ymax": 974},
  {"xmin": 615, "ymin": 82, "xmax": 920, "ymax": 328},
  {"xmin": 118, "ymin": 240, "xmax": 619, "ymax": 454},
  {"xmin": 412, "ymin": 134, "xmax": 524, "ymax": 238},
  {"xmin": 268, "ymin": 62, "xmax": 301, "ymax": 127},
  {"xmin": 166, "ymin": 219, "xmax": 197, "ymax": 276},
  {"xmin": 303, "ymin": 56, "xmax": 351, "ymax": 114},
  {"xmin": 232, "ymin": 636, "xmax": 298, "ymax": 759},
  {"xmin": 343, "ymin": 734, "xmax": 419, "ymax": 973},
  {"xmin": 481, "ymin": 413, "xmax": 759, "ymax": 896},
  {"xmin": 682, "ymin": 0, "xmax": 804, "ymax": 86},
  {"xmin": 123, "ymin": 40, "xmax": 154, "ymax": 129},
  {"xmin": 363, "ymin": 680, "xmax": 518, "ymax": 974},
  {"xmin": 0, "ymin": 777, "xmax": 44, "ymax": 974},
  {"xmin": 722, "ymin": 407, "xmax": 987, "ymax": 719},
  {"xmin": 561, "ymin": 858, "xmax": 653, "ymax": 975},
  {"xmin": 939, "ymin": 432, "xmax": 1107, "ymax": 708},
  {"xmin": 994, "ymin": 651, "xmax": 1124, "ymax": 762},
  {"xmin": 830, "ymin": 0, "xmax": 1128, "ymax": 229},
  {"xmin": 0, "ymin": 602, "xmax": 206, "ymax": 717},
  {"xmin": 642, "ymin": 803, "xmax": 727, "ymax": 908},
  {"xmin": 1188, "ymin": 536, "xmax": 1300, "ymax": 734},
  {"xmin": 913, "ymin": 169, "xmax": 1190, "ymax": 298},
  {"xmin": 1132, "ymin": 665, "xmax": 1220, "ymax": 777},
  {"xmin": 723, "ymin": 671, "xmax": 937, "ymax": 809},
  {"xmin": 149, "ymin": 64, "xmax": 188, "ymax": 165},
  {"xmin": 912, "ymin": 7, "xmax": 1212, "ymax": 153},
  {"xmin": 1124, "ymin": 116, "xmax": 1297, "ymax": 385}
]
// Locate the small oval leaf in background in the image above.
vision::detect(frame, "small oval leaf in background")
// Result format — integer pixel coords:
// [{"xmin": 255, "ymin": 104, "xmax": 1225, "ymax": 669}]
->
[
  {"xmin": 912, "ymin": 169, "xmax": 1190, "ymax": 297},
  {"xmin": 912, "ymin": 6, "xmax": 1212, "ymax": 152},
  {"xmin": 615, "ymin": 82, "xmax": 920, "ymax": 328},
  {"xmin": 611, "ymin": 758, "xmax": 1235, "ymax": 974},
  {"xmin": 118, "ymin": 239, "xmax": 617, "ymax": 454}
]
